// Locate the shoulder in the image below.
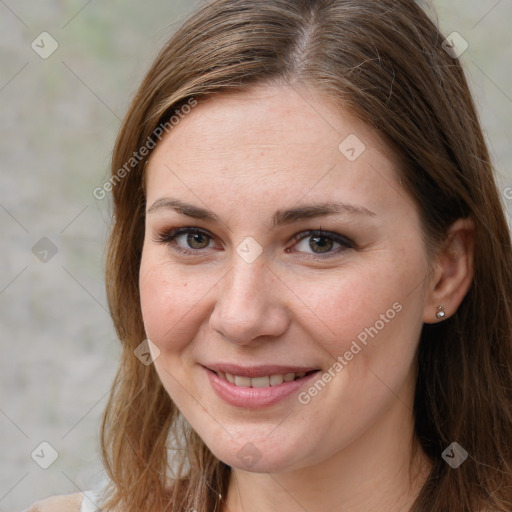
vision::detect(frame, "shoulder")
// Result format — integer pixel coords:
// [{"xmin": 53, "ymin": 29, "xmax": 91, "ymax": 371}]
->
[{"xmin": 25, "ymin": 493, "xmax": 84, "ymax": 512}]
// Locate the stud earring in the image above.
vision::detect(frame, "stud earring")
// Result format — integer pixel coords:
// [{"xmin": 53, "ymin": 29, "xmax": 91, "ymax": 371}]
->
[{"xmin": 436, "ymin": 305, "xmax": 446, "ymax": 319}]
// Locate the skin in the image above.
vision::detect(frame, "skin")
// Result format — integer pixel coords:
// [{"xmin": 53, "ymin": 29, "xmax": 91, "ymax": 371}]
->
[{"xmin": 139, "ymin": 83, "xmax": 474, "ymax": 512}]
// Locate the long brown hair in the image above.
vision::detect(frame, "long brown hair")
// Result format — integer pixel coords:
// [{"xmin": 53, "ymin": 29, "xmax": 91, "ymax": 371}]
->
[{"xmin": 99, "ymin": 1, "xmax": 512, "ymax": 510}]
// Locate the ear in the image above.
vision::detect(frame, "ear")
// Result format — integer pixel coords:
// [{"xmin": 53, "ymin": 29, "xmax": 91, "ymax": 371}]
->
[{"xmin": 423, "ymin": 217, "xmax": 475, "ymax": 324}]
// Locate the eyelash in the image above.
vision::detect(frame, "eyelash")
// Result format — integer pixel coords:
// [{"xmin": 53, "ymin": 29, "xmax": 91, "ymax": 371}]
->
[{"xmin": 152, "ymin": 226, "xmax": 355, "ymax": 260}]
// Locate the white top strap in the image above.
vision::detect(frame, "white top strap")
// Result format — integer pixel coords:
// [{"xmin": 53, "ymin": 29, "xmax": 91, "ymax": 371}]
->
[{"xmin": 80, "ymin": 491, "xmax": 100, "ymax": 512}]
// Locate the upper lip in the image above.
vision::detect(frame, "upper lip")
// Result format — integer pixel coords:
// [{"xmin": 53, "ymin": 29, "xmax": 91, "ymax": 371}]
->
[{"xmin": 204, "ymin": 363, "xmax": 320, "ymax": 378}]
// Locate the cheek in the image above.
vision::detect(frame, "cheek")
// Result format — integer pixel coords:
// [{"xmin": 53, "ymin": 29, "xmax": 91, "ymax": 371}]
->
[
  {"xmin": 290, "ymin": 247, "xmax": 427, "ymax": 361},
  {"xmin": 139, "ymin": 252, "xmax": 189, "ymax": 348},
  {"xmin": 289, "ymin": 251, "xmax": 426, "ymax": 444},
  {"xmin": 139, "ymin": 249, "xmax": 220, "ymax": 354}
]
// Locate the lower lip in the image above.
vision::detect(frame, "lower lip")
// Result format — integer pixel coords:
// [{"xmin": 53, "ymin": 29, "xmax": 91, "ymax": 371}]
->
[{"xmin": 205, "ymin": 368, "xmax": 320, "ymax": 409}]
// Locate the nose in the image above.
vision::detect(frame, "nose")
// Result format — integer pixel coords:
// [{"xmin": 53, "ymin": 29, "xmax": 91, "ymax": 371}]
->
[{"xmin": 209, "ymin": 257, "xmax": 291, "ymax": 347}]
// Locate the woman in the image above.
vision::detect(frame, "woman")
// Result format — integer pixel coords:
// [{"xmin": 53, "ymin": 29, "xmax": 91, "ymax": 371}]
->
[{"xmin": 28, "ymin": 0, "xmax": 512, "ymax": 511}]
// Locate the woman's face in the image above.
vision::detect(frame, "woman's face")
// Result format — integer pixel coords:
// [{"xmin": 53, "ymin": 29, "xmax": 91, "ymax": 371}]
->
[{"xmin": 140, "ymin": 84, "xmax": 432, "ymax": 473}]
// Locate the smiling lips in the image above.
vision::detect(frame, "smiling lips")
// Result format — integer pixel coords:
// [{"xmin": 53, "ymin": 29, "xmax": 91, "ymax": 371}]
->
[
  {"xmin": 204, "ymin": 364, "xmax": 321, "ymax": 408},
  {"xmin": 216, "ymin": 370, "xmax": 312, "ymax": 387}
]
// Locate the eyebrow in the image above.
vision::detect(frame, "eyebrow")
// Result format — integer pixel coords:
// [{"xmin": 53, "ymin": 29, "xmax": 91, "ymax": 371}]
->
[{"xmin": 146, "ymin": 198, "xmax": 376, "ymax": 226}]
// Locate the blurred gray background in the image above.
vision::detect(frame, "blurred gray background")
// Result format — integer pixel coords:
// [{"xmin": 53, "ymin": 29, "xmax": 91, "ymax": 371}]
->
[{"xmin": 1, "ymin": 1, "xmax": 511, "ymax": 511}]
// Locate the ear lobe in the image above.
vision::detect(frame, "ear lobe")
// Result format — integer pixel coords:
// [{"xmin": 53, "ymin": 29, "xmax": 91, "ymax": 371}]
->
[{"xmin": 423, "ymin": 217, "xmax": 475, "ymax": 324}]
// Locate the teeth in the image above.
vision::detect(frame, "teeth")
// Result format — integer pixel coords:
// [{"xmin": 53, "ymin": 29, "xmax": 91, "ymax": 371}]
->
[
  {"xmin": 218, "ymin": 371, "xmax": 310, "ymax": 387},
  {"xmin": 234, "ymin": 375, "xmax": 251, "ymax": 387},
  {"xmin": 269, "ymin": 374, "xmax": 284, "ymax": 386},
  {"xmin": 251, "ymin": 376, "xmax": 270, "ymax": 388}
]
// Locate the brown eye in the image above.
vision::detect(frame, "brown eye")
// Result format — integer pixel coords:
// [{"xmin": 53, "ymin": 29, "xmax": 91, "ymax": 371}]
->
[
  {"xmin": 309, "ymin": 235, "xmax": 335, "ymax": 253},
  {"xmin": 185, "ymin": 231, "xmax": 210, "ymax": 249},
  {"xmin": 153, "ymin": 227, "xmax": 214, "ymax": 255},
  {"xmin": 288, "ymin": 230, "xmax": 354, "ymax": 259}
]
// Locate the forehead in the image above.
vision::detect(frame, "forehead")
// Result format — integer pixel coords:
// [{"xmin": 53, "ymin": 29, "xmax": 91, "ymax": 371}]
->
[{"xmin": 145, "ymin": 84, "xmax": 405, "ymax": 218}]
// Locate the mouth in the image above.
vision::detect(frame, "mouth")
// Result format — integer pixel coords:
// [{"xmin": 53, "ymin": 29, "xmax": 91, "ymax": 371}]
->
[
  {"xmin": 209, "ymin": 369, "xmax": 319, "ymax": 388},
  {"xmin": 204, "ymin": 365, "xmax": 322, "ymax": 408}
]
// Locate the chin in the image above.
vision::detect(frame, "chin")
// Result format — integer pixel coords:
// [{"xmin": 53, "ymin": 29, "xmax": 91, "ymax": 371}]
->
[
  {"xmin": 211, "ymin": 444, "xmax": 300, "ymax": 473},
  {"xmin": 195, "ymin": 424, "xmax": 313, "ymax": 474}
]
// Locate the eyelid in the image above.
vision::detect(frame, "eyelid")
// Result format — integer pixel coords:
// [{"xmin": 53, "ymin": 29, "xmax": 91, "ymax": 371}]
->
[
  {"xmin": 286, "ymin": 230, "xmax": 354, "ymax": 260},
  {"xmin": 152, "ymin": 226, "xmax": 355, "ymax": 258},
  {"xmin": 289, "ymin": 230, "xmax": 354, "ymax": 248},
  {"xmin": 152, "ymin": 227, "xmax": 216, "ymax": 254}
]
